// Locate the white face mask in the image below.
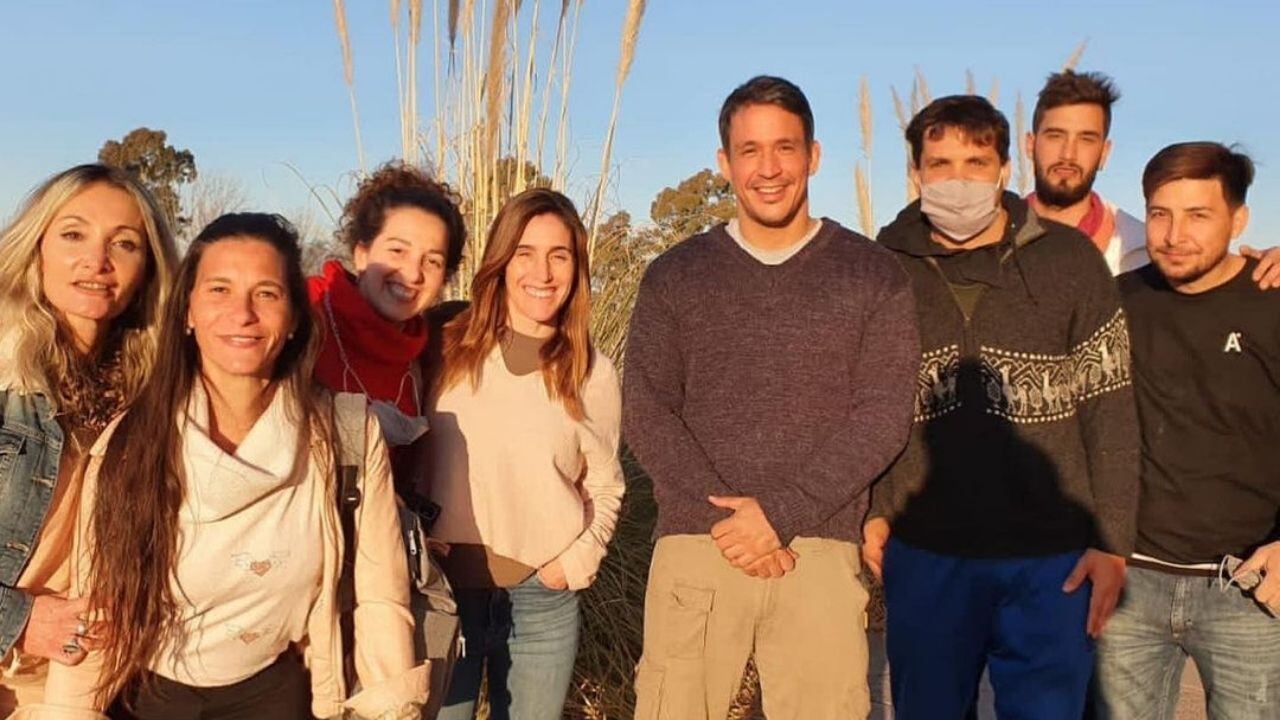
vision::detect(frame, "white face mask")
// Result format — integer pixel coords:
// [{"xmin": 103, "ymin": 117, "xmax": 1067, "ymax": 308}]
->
[
  {"xmin": 368, "ymin": 399, "xmax": 430, "ymax": 447},
  {"xmin": 919, "ymin": 178, "xmax": 1002, "ymax": 241}
]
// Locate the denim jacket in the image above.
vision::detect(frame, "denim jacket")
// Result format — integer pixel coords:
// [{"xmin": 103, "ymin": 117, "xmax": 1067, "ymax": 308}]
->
[{"xmin": 0, "ymin": 389, "xmax": 66, "ymax": 656}]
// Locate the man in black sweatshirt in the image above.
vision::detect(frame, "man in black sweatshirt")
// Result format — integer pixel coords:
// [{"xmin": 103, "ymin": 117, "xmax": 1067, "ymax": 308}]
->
[
  {"xmin": 864, "ymin": 95, "xmax": 1139, "ymax": 720},
  {"xmin": 1091, "ymin": 143, "xmax": 1280, "ymax": 719}
]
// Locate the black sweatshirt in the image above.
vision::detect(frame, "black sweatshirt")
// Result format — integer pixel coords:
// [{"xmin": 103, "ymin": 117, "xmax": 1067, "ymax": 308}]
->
[
  {"xmin": 623, "ymin": 220, "xmax": 920, "ymax": 545},
  {"xmin": 870, "ymin": 193, "xmax": 1141, "ymax": 558},
  {"xmin": 1121, "ymin": 259, "xmax": 1280, "ymax": 564}
]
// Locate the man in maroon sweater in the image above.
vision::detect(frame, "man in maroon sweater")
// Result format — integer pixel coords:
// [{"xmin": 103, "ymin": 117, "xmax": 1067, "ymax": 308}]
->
[{"xmin": 623, "ymin": 76, "xmax": 920, "ymax": 719}]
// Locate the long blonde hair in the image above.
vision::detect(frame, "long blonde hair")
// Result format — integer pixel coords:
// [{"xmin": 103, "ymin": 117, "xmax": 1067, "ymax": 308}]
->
[
  {"xmin": 436, "ymin": 188, "xmax": 594, "ymax": 418},
  {"xmin": 0, "ymin": 164, "xmax": 178, "ymax": 402}
]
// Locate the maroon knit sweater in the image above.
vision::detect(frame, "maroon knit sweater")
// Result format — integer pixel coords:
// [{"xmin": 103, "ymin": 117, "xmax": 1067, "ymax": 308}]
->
[{"xmin": 622, "ymin": 220, "xmax": 920, "ymax": 544}]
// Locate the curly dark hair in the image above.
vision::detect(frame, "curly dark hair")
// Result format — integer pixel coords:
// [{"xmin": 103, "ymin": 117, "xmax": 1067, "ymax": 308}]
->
[{"xmin": 337, "ymin": 161, "xmax": 467, "ymax": 279}]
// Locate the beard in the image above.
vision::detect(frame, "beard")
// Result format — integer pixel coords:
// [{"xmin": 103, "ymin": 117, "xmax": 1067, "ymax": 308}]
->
[
  {"xmin": 1153, "ymin": 245, "xmax": 1231, "ymax": 287},
  {"xmin": 1033, "ymin": 162, "xmax": 1099, "ymax": 207}
]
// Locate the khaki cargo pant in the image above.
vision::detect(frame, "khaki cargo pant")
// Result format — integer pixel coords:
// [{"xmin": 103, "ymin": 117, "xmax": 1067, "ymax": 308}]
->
[{"xmin": 634, "ymin": 535, "xmax": 870, "ymax": 720}]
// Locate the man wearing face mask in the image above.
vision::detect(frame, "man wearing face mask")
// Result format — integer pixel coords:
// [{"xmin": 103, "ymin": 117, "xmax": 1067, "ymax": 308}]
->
[{"xmin": 862, "ymin": 95, "xmax": 1140, "ymax": 720}]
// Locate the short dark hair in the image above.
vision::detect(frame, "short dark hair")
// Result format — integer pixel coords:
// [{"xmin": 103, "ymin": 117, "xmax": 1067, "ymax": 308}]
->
[
  {"xmin": 718, "ymin": 75, "xmax": 814, "ymax": 151},
  {"xmin": 338, "ymin": 161, "xmax": 467, "ymax": 280},
  {"xmin": 1142, "ymin": 142, "xmax": 1255, "ymax": 208},
  {"xmin": 1032, "ymin": 70, "xmax": 1121, "ymax": 136},
  {"xmin": 905, "ymin": 95, "xmax": 1009, "ymax": 167}
]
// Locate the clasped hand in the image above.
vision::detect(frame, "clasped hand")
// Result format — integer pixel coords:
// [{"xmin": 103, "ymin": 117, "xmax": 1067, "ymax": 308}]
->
[{"xmin": 708, "ymin": 495, "xmax": 795, "ymax": 579}]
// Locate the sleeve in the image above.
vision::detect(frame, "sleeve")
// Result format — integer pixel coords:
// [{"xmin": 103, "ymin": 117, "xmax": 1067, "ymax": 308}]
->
[
  {"xmin": 345, "ymin": 411, "xmax": 429, "ymax": 717},
  {"xmin": 0, "ymin": 585, "xmax": 33, "ymax": 658},
  {"xmin": 867, "ymin": 463, "xmax": 901, "ymax": 522},
  {"xmin": 16, "ymin": 455, "xmax": 110, "ymax": 720},
  {"xmin": 753, "ymin": 267, "xmax": 921, "ymax": 545},
  {"xmin": 621, "ymin": 264, "xmax": 734, "ymax": 505},
  {"xmin": 556, "ymin": 357, "xmax": 626, "ymax": 591},
  {"xmin": 1070, "ymin": 252, "xmax": 1141, "ymax": 556}
]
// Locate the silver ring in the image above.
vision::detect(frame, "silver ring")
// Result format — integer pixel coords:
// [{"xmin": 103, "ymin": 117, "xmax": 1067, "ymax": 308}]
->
[
  {"xmin": 75, "ymin": 620, "xmax": 87, "ymax": 637},
  {"xmin": 61, "ymin": 636, "xmax": 82, "ymax": 655}
]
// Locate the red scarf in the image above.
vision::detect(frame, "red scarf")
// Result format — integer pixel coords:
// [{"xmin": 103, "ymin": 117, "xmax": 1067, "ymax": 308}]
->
[
  {"xmin": 1028, "ymin": 191, "xmax": 1116, "ymax": 254},
  {"xmin": 307, "ymin": 260, "xmax": 428, "ymax": 416}
]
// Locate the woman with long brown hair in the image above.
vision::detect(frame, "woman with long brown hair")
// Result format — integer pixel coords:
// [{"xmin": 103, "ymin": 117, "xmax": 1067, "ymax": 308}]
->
[
  {"xmin": 428, "ymin": 188, "xmax": 625, "ymax": 720},
  {"xmin": 25, "ymin": 213, "xmax": 426, "ymax": 719},
  {"xmin": 0, "ymin": 164, "xmax": 177, "ymax": 712}
]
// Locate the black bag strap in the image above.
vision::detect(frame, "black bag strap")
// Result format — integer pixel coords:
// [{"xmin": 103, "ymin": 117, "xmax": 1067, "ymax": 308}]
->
[{"xmin": 333, "ymin": 392, "xmax": 367, "ymax": 694}]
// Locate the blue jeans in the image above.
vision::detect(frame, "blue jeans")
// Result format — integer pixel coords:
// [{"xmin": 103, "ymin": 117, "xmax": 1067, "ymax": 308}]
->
[
  {"xmin": 884, "ymin": 538, "xmax": 1093, "ymax": 720},
  {"xmin": 437, "ymin": 574, "xmax": 580, "ymax": 720},
  {"xmin": 1092, "ymin": 564, "xmax": 1280, "ymax": 720}
]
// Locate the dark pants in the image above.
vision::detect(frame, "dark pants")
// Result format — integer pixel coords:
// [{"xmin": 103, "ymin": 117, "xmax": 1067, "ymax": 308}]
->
[
  {"xmin": 110, "ymin": 653, "xmax": 312, "ymax": 720},
  {"xmin": 884, "ymin": 538, "xmax": 1094, "ymax": 720}
]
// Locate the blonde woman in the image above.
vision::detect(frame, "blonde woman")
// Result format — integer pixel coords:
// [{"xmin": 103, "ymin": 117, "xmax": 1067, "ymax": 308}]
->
[
  {"xmin": 0, "ymin": 164, "xmax": 177, "ymax": 712},
  {"xmin": 428, "ymin": 188, "xmax": 625, "ymax": 720},
  {"xmin": 24, "ymin": 213, "xmax": 427, "ymax": 719}
]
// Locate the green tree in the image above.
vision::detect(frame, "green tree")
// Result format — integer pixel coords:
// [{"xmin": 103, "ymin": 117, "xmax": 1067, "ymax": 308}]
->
[
  {"xmin": 649, "ymin": 168, "xmax": 736, "ymax": 239},
  {"xmin": 98, "ymin": 127, "xmax": 197, "ymax": 234}
]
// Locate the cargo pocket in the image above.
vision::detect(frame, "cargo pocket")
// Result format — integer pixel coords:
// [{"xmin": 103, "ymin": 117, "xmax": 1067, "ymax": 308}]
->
[
  {"xmin": 665, "ymin": 584, "xmax": 714, "ymax": 660},
  {"xmin": 633, "ymin": 583, "xmax": 715, "ymax": 720},
  {"xmin": 635, "ymin": 660, "xmax": 711, "ymax": 720}
]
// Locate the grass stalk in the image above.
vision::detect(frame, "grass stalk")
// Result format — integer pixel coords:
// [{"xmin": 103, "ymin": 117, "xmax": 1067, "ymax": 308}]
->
[
  {"xmin": 332, "ymin": 0, "xmax": 366, "ymax": 172},
  {"xmin": 587, "ymin": 0, "xmax": 648, "ymax": 258},
  {"xmin": 535, "ymin": 0, "xmax": 570, "ymax": 174},
  {"xmin": 1062, "ymin": 39, "xmax": 1088, "ymax": 71},
  {"xmin": 1015, "ymin": 91, "xmax": 1030, "ymax": 194},
  {"xmin": 856, "ymin": 76, "xmax": 875, "ymax": 237},
  {"xmin": 514, "ymin": 0, "xmax": 542, "ymax": 194},
  {"xmin": 553, "ymin": 0, "xmax": 583, "ymax": 189}
]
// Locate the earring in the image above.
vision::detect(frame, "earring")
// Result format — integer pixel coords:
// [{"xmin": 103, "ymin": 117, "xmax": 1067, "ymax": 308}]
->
[
  {"xmin": 288, "ymin": 332, "xmax": 295, "ymax": 340},
  {"xmin": 185, "ymin": 326, "xmax": 193, "ymax": 336}
]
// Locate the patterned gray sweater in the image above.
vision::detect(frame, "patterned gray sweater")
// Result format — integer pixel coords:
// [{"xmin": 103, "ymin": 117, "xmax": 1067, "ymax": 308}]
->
[{"xmin": 622, "ymin": 220, "xmax": 920, "ymax": 545}]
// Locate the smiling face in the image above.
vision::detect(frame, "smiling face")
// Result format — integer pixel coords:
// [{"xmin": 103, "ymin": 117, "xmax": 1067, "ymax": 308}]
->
[
  {"xmin": 39, "ymin": 181, "xmax": 150, "ymax": 352},
  {"xmin": 187, "ymin": 238, "xmax": 297, "ymax": 383},
  {"xmin": 352, "ymin": 206, "xmax": 449, "ymax": 323},
  {"xmin": 503, "ymin": 213, "xmax": 575, "ymax": 338},
  {"xmin": 1146, "ymin": 178, "xmax": 1249, "ymax": 292},
  {"xmin": 1028, "ymin": 103, "xmax": 1112, "ymax": 207},
  {"xmin": 717, "ymin": 102, "xmax": 820, "ymax": 241}
]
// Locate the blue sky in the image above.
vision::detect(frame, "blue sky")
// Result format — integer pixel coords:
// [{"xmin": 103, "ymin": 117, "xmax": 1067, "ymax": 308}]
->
[{"xmin": 3, "ymin": 0, "xmax": 1278, "ymax": 245}]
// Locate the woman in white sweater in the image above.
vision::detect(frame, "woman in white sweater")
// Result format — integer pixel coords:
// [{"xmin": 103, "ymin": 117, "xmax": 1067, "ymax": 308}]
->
[
  {"xmin": 22, "ymin": 213, "xmax": 426, "ymax": 719},
  {"xmin": 427, "ymin": 188, "xmax": 625, "ymax": 720}
]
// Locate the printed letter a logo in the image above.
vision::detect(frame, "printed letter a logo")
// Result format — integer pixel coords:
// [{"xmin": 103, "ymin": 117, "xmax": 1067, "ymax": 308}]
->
[{"xmin": 1224, "ymin": 332, "xmax": 1244, "ymax": 353}]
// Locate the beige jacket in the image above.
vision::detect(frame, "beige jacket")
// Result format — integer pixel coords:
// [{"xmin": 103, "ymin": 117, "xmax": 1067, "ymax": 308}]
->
[{"xmin": 15, "ymin": 390, "xmax": 428, "ymax": 719}]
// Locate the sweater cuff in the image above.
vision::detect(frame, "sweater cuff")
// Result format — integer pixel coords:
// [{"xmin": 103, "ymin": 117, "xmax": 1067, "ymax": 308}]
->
[
  {"xmin": 556, "ymin": 544, "xmax": 598, "ymax": 592},
  {"xmin": 1097, "ymin": 516, "xmax": 1136, "ymax": 558},
  {"xmin": 755, "ymin": 489, "xmax": 809, "ymax": 547},
  {"xmin": 344, "ymin": 662, "xmax": 430, "ymax": 718}
]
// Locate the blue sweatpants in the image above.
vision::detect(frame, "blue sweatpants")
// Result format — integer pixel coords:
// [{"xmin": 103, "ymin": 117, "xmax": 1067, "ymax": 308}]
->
[{"xmin": 883, "ymin": 538, "xmax": 1093, "ymax": 720}]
